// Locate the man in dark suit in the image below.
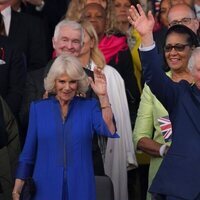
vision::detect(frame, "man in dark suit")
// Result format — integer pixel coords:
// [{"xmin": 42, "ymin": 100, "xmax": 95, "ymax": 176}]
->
[
  {"xmin": 0, "ymin": 0, "xmax": 48, "ymax": 71},
  {"xmin": 11, "ymin": 0, "xmax": 70, "ymax": 59},
  {"xmin": 0, "ymin": 36, "xmax": 26, "ymax": 117}
]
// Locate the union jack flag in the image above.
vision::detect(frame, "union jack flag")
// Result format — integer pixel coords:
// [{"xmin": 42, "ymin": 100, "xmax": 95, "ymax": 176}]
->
[{"xmin": 157, "ymin": 116, "xmax": 172, "ymax": 142}]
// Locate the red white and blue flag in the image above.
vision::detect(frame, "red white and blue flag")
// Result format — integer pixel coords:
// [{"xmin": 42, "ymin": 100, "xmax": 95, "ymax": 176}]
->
[{"xmin": 158, "ymin": 116, "xmax": 172, "ymax": 142}]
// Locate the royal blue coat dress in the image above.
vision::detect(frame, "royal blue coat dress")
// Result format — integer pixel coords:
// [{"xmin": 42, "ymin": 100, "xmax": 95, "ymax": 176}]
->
[{"xmin": 16, "ymin": 96, "xmax": 119, "ymax": 200}]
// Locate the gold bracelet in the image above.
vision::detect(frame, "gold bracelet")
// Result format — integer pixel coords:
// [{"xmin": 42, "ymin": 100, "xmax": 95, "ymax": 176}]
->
[{"xmin": 101, "ymin": 104, "xmax": 111, "ymax": 109}]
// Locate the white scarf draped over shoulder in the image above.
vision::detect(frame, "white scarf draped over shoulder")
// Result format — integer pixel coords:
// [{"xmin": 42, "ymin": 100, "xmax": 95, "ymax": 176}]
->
[{"xmin": 91, "ymin": 61, "xmax": 138, "ymax": 200}]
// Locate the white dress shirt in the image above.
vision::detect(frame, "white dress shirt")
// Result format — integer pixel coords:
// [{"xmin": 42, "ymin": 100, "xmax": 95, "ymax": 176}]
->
[{"xmin": 1, "ymin": 6, "xmax": 11, "ymax": 36}]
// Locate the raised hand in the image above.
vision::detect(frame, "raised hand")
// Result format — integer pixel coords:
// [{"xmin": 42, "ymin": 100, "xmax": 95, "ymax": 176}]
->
[
  {"xmin": 89, "ymin": 67, "xmax": 107, "ymax": 97},
  {"xmin": 128, "ymin": 4, "xmax": 155, "ymax": 46}
]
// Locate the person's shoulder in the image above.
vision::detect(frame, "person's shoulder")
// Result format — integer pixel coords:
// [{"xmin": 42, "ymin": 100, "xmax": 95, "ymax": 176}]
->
[{"xmin": 103, "ymin": 64, "xmax": 123, "ymax": 80}]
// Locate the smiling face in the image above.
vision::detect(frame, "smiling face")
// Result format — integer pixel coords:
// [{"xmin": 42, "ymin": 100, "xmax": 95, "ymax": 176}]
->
[
  {"xmin": 52, "ymin": 26, "xmax": 82, "ymax": 57},
  {"xmin": 55, "ymin": 73, "xmax": 78, "ymax": 104},
  {"xmin": 164, "ymin": 32, "xmax": 193, "ymax": 72},
  {"xmin": 81, "ymin": 3, "xmax": 106, "ymax": 40}
]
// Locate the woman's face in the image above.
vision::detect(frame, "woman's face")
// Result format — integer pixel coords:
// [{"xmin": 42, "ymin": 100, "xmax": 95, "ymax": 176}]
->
[
  {"xmin": 164, "ymin": 32, "xmax": 193, "ymax": 72},
  {"xmin": 82, "ymin": 4, "xmax": 106, "ymax": 38},
  {"xmin": 86, "ymin": 0, "xmax": 107, "ymax": 9},
  {"xmin": 80, "ymin": 29, "xmax": 94, "ymax": 56},
  {"xmin": 114, "ymin": 0, "xmax": 131, "ymax": 23},
  {"xmin": 159, "ymin": 0, "xmax": 171, "ymax": 27},
  {"xmin": 55, "ymin": 73, "xmax": 78, "ymax": 103}
]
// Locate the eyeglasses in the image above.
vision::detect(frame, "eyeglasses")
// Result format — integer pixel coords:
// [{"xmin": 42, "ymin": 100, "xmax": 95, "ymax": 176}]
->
[
  {"xmin": 169, "ymin": 17, "xmax": 195, "ymax": 27},
  {"xmin": 164, "ymin": 43, "xmax": 190, "ymax": 52}
]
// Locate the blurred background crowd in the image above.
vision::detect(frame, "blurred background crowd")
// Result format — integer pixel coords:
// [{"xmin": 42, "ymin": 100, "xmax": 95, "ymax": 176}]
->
[{"xmin": 0, "ymin": 0, "xmax": 199, "ymax": 199}]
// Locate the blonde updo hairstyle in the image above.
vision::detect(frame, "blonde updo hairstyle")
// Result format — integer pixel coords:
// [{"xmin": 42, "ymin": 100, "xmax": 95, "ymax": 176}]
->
[{"xmin": 44, "ymin": 55, "xmax": 89, "ymax": 95}]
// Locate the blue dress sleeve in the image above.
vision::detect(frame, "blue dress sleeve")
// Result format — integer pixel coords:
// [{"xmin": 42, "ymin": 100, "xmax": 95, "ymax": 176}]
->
[
  {"xmin": 15, "ymin": 102, "xmax": 38, "ymax": 179},
  {"xmin": 91, "ymin": 99, "xmax": 119, "ymax": 138}
]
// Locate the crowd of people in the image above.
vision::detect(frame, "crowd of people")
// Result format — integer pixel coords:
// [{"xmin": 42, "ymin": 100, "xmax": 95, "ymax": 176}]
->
[{"xmin": 0, "ymin": 0, "xmax": 199, "ymax": 200}]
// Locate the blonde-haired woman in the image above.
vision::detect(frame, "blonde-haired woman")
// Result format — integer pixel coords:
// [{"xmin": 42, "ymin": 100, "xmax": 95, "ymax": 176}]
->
[
  {"xmin": 13, "ymin": 54, "xmax": 118, "ymax": 200},
  {"xmin": 78, "ymin": 20, "xmax": 138, "ymax": 200}
]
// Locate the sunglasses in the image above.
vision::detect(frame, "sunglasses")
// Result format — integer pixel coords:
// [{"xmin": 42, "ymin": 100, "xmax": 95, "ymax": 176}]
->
[{"xmin": 164, "ymin": 44, "xmax": 190, "ymax": 52}]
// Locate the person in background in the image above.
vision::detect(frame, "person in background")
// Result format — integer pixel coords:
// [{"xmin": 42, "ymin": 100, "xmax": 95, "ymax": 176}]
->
[
  {"xmin": 133, "ymin": 24, "xmax": 198, "ymax": 200},
  {"xmin": 80, "ymin": 3, "xmax": 140, "ymax": 129},
  {"xmin": 129, "ymin": 3, "xmax": 200, "ymax": 199},
  {"xmin": 79, "ymin": 19, "xmax": 138, "ymax": 200},
  {"xmin": 0, "ymin": 96, "xmax": 20, "ymax": 200},
  {"xmin": 13, "ymin": 54, "xmax": 118, "ymax": 200},
  {"xmin": 112, "ymin": 0, "xmax": 143, "ymax": 92},
  {"xmin": 168, "ymin": 3, "xmax": 199, "ymax": 37},
  {"xmin": 0, "ymin": 0, "xmax": 48, "ymax": 72},
  {"xmin": 153, "ymin": 0, "xmax": 172, "ymax": 54},
  {"xmin": 112, "ymin": 0, "xmax": 149, "ymax": 199},
  {"xmin": 66, "ymin": 0, "xmax": 113, "ymax": 28},
  {"xmin": 0, "ymin": 36, "xmax": 26, "ymax": 119},
  {"xmin": 11, "ymin": 0, "xmax": 71, "ymax": 59}
]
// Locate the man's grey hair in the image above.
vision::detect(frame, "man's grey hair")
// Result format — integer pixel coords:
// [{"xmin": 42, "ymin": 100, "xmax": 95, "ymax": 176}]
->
[
  {"xmin": 53, "ymin": 19, "xmax": 84, "ymax": 46},
  {"xmin": 188, "ymin": 47, "xmax": 200, "ymax": 72}
]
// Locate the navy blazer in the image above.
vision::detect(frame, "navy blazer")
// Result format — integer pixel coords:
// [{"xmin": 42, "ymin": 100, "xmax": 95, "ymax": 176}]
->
[
  {"xmin": 140, "ymin": 47, "xmax": 200, "ymax": 199},
  {"xmin": 8, "ymin": 10, "xmax": 48, "ymax": 71},
  {"xmin": 0, "ymin": 36, "xmax": 26, "ymax": 116}
]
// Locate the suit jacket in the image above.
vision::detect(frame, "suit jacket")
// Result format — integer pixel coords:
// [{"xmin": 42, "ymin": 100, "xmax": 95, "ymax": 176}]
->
[
  {"xmin": 20, "ymin": 0, "xmax": 70, "ymax": 59},
  {"xmin": 8, "ymin": 10, "xmax": 48, "ymax": 71},
  {"xmin": 0, "ymin": 96, "xmax": 20, "ymax": 200},
  {"xmin": 140, "ymin": 47, "xmax": 200, "ymax": 199},
  {"xmin": 0, "ymin": 36, "xmax": 26, "ymax": 116}
]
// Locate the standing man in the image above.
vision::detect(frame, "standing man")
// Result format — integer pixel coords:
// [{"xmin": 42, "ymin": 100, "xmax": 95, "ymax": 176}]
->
[{"xmin": 0, "ymin": 0, "xmax": 48, "ymax": 71}]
